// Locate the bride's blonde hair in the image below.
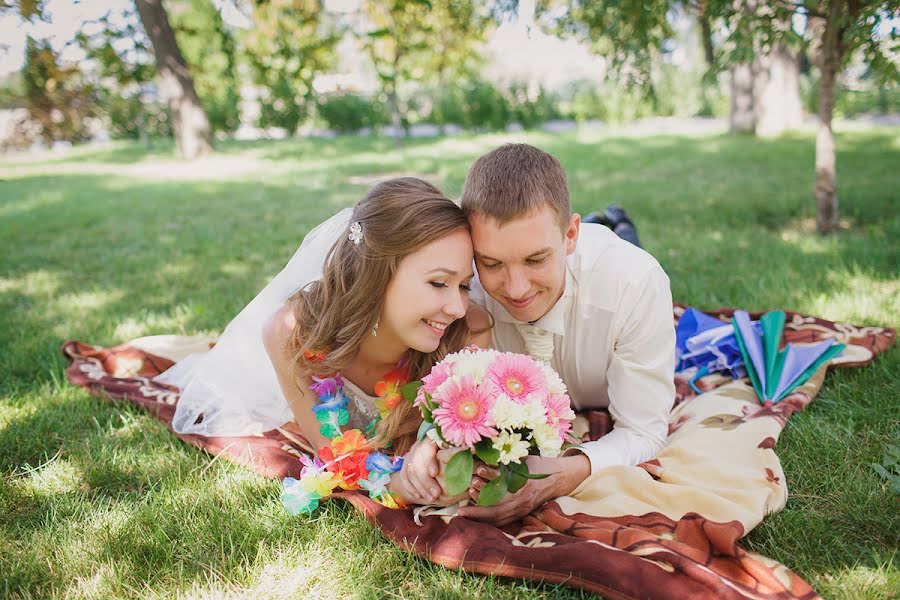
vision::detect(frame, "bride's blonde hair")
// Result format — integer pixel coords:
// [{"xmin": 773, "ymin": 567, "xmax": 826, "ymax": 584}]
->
[{"xmin": 287, "ymin": 177, "xmax": 472, "ymax": 453}]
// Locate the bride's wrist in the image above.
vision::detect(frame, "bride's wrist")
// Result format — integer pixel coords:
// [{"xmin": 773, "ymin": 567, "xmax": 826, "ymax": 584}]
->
[{"xmin": 386, "ymin": 472, "xmax": 411, "ymax": 506}]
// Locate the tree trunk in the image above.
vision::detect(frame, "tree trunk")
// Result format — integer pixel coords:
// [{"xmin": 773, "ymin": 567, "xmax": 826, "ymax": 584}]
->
[
  {"xmin": 386, "ymin": 80, "xmax": 402, "ymax": 148},
  {"xmin": 754, "ymin": 43, "xmax": 803, "ymax": 137},
  {"xmin": 729, "ymin": 62, "xmax": 756, "ymax": 133},
  {"xmin": 387, "ymin": 48, "xmax": 404, "ymax": 148},
  {"xmin": 728, "ymin": 1, "xmax": 802, "ymax": 137},
  {"xmin": 697, "ymin": 1, "xmax": 715, "ymax": 69},
  {"xmin": 813, "ymin": 2, "xmax": 844, "ymax": 234},
  {"xmin": 135, "ymin": 0, "xmax": 213, "ymax": 159}
]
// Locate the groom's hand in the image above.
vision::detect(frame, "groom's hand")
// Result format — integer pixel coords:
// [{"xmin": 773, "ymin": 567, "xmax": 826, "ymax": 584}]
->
[{"xmin": 457, "ymin": 454, "xmax": 591, "ymax": 527}]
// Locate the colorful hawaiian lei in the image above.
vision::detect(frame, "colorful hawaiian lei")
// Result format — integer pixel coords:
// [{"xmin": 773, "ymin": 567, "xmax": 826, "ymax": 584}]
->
[{"xmin": 281, "ymin": 353, "xmax": 411, "ymax": 516}]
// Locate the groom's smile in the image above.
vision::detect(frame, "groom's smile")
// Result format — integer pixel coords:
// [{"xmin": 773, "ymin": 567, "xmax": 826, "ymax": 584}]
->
[{"xmin": 469, "ymin": 206, "xmax": 580, "ymax": 323}]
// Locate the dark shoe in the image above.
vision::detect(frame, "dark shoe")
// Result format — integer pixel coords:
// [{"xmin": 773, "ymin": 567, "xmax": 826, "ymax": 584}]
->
[
  {"xmin": 583, "ymin": 211, "xmax": 614, "ymax": 228},
  {"xmin": 601, "ymin": 204, "xmax": 633, "ymax": 229},
  {"xmin": 584, "ymin": 204, "xmax": 642, "ymax": 248}
]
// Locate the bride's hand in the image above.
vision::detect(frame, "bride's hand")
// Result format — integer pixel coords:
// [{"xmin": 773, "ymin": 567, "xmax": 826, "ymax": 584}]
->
[
  {"xmin": 387, "ymin": 442, "xmax": 471, "ymax": 507},
  {"xmin": 394, "ymin": 438, "xmax": 443, "ymax": 504}
]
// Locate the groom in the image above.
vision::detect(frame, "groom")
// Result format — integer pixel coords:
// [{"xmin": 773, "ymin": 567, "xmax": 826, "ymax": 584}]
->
[{"xmin": 455, "ymin": 143, "xmax": 676, "ymax": 525}]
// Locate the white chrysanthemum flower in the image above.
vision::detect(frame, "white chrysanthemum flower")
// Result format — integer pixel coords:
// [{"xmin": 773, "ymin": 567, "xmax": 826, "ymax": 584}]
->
[
  {"xmin": 538, "ymin": 362, "xmax": 567, "ymax": 395},
  {"xmin": 492, "ymin": 431, "xmax": 531, "ymax": 465},
  {"xmin": 521, "ymin": 397, "xmax": 549, "ymax": 429},
  {"xmin": 450, "ymin": 348, "xmax": 499, "ymax": 384},
  {"xmin": 488, "ymin": 395, "xmax": 526, "ymax": 429},
  {"xmin": 531, "ymin": 421, "xmax": 563, "ymax": 457}
]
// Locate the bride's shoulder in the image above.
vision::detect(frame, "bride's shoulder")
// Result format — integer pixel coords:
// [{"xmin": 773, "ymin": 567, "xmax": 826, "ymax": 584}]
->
[{"xmin": 262, "ymin": 302, "xmax": 298, "ymax": 352}]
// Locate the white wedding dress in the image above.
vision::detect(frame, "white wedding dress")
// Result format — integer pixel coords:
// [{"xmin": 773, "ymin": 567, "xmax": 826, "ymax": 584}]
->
[{"xmin": 156, "ymin": 208, "xmax": 353, "ymax": 437}]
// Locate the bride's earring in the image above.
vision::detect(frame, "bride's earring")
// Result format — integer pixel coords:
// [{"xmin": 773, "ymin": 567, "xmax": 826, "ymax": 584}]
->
[{"xmin": 372, "ymin": 320, "xmax": 379, "ymax": 337}]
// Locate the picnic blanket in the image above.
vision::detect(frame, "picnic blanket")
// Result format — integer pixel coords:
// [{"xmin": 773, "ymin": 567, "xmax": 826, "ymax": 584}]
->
[{"xmin": 62, "ymin": 305, "xmax": 895, "ymax": 599}]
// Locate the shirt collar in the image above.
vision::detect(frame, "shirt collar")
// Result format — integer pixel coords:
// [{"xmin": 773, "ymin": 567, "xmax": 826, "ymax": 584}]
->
[{"xmin": 488, "ymin": 259, "xmax": 577, "ymax": 337}]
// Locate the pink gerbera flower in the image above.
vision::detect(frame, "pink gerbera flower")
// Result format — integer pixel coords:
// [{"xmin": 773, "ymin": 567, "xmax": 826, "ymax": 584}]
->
[
  {"xmin": 485, "ymin": 353, "xmax": 547, "ymax": 404},
  {"xmin": 422, "ymin": 361, "xmax": 452, "ymax": 394},
  {"xmin": 544, "ymin": 393, "xmax": 575, "ymax": 436},
  {"xmin": 432, "ymin": 375, "xmax": 497, "ymax": 447}
]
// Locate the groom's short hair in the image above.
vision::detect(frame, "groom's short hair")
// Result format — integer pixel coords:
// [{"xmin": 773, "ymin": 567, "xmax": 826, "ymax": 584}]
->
[{"xmin": 460, "ymin": 143, "xmax": 571, "ymax": 232}]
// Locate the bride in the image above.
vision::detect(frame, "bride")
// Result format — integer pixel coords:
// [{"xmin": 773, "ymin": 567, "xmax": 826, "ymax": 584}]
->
[{"xmin": 158, "ymin": 177, "xmax": 491, "ymax": 506}]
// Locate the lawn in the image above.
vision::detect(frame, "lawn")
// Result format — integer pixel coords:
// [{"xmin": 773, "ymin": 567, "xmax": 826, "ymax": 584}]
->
[{"xmin": 1, "ymin": 125, "xmax": 898, "ymax": 599}]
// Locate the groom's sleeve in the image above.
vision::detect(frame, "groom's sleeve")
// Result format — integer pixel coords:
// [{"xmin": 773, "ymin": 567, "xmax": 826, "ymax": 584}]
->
[{"xmin": 568, "ymin": 264, "xmax": 676, "ymax": 475}]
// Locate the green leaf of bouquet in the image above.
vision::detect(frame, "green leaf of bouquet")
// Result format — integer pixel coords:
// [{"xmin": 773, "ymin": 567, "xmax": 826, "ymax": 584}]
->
[
  {"xmin": 400, "ymin": 381, "xmax": 422, "ymax": 403},
  {"xmin": 507, "ymin": 461, "xmax": 528, "ymax": 474},
  {"xmin": 445, "ymin": 449, "xmax": 473, "ymax": 496},
  {"xmin": 477, "ymin": 472, "xmax": 508, "ymax": 506},
  {"xmin": 432, "ymin": 425, "xmax": 449, "ymax": 446},
  {"xmin": 473, "ymin": 440, "xmax": 500, "ymax": 466},
  {"xmin": 507, "ymin": 469, "xmax": 528, "ymax": 493}
]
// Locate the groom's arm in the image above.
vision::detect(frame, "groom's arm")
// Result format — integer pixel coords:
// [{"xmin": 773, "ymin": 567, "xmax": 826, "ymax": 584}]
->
[
  {"xmin": 459, "ymin": 266, "xmax": 675, "ymax": 526},
  {"xmin": 567, "ymin": 263, "xmax": 675, "ymax": 478}
]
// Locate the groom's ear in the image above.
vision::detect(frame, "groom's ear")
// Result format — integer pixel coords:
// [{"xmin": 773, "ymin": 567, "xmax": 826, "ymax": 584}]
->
[{"xmin": 564, "ymin": 213, "xmax": 580, "ymax": 255}]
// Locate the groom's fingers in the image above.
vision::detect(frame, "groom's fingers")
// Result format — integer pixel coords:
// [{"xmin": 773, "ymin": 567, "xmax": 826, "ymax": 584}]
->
[{"xmin": 475, "ymin": 465, "xmax": 500, "ymax": 479}]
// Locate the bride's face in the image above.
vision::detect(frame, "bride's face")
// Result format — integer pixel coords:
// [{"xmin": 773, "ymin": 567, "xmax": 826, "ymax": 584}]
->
[{"xmin": 380, "ymin": 228, "xmax": 475, "ymax": 353}]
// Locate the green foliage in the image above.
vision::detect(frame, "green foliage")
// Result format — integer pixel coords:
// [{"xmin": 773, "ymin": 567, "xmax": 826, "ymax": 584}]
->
[
  {"xmin": 242, "ymin": 0, "xmax": 339, "ymax": 134},
  {"xmin": 473, "ymin": 440, "xmax": 500, "ymax": 466},
  {"xmin": 0, "ymin": 72, "xmax": 25, "ymax": 109},
  {"xmin": 476, "ymin": 471, "xmax": 507, "ymax": 506},
  {"xmin": 871, "ymin": 443, "xmax": 900, "ymax": 495},
  {"xmin": 0, "ymin": 0, "xmax": 45, "ymax": 20},
  {"xmin": 802, "ymin": 72, "xmax": 900, "ymax": 118},
  {"xmin": 361, "ymin": 0, "xmax": 494, "ymax": 132},
  {"xmin": 461, "ymin": 80, "xmax": 512, "ymax": 130},
  {"xmin": 102, "ymin": 92, "xmax": 171, "ymax": 140},
  {"xmin": 507, "ymin": 83, "xmax": 562, "ymax": 129},
  {"xmin": 543, "ymin": 0, "xmax": 898, "ymax": 121},
  {"xmin": 74, "ymin": 9, "xmax": 164, "ymax": 141},
  {"xmin": 75, "ymin": 2, "xmax": 236, "ymax": 139},
  {"xmin": 542, "ymin": 0, "xmax": 674, "ymax": 90},
  {"xmin": 21, "ymin": 36, "xmax": 95, "ymax": 143},
  {"xmin": 168, "ymin": 0, "xmax": 240, "ymax": 134},
  {"xmin": 444, "ymin": 449, "xmax": 473, "ymax": 495},
  {"xmin": 317, "ymin": 92, "xmax": 389, "ymax": 133},
  {"xmin": 429, "ymin": 86, "xmax": 467, "ymax": 126},
  {"xmin": 408, "ymin": 0, "xmax": 493, "ymax": 85}
]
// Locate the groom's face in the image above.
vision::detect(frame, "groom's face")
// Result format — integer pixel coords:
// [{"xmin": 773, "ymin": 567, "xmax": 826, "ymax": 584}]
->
[{"xmin": 469, "ymin": 205, "xmax": 579, "ymax": 323}]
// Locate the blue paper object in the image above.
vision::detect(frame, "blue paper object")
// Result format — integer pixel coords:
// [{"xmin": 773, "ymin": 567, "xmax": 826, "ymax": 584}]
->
[
  {"xmin": 676, "ymin": 308, "xmax": 756, "ymax": 378},
  {"xmin": 731, "ymin": 310, "xmax": 845, "ymax": 403}
]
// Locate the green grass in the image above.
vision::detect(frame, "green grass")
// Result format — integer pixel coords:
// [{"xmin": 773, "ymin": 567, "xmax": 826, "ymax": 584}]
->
[{"xmin": 1, "ymin": 127, "xmax": 898, "ymax": 599}]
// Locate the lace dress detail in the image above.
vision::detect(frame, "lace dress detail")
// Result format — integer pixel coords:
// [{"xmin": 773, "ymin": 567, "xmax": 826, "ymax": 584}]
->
[{"xmin": 341, "ymin": 378, "xmax": 381, "ymax": 432}]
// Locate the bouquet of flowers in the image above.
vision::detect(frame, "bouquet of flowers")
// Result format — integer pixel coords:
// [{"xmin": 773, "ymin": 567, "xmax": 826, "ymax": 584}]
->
[{"xmin": 412, "ymin": 347, "xmax": 577, "ymax": 506}]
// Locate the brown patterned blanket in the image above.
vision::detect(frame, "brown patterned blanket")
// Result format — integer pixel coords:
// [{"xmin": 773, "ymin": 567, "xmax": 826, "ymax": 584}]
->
[{"xmin": 62, "ymin": 306, "xmax": 895, "ymax": 600}]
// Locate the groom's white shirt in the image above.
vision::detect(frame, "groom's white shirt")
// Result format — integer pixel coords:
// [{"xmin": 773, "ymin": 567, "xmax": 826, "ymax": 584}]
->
[{"xmin": 469, "ymin": 223, "xmax": 676, "ymax": 475}]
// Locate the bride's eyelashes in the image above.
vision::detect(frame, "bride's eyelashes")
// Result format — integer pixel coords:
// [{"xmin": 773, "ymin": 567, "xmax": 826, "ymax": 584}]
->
[{"xmin": 429, "ymin": 281, "xmax": 472, "ymax": 292}]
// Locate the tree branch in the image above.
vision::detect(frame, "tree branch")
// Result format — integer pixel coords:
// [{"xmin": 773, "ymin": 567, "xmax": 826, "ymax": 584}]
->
[{"xmin": 768, "ymin": 0, "xmax": 826, "ymax": 19}]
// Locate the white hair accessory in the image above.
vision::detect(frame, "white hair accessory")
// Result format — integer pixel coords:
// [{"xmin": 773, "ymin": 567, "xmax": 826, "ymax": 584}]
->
[{"xmin": 348, "ymin": 221, "xmax": 363, "ymax": 245}]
